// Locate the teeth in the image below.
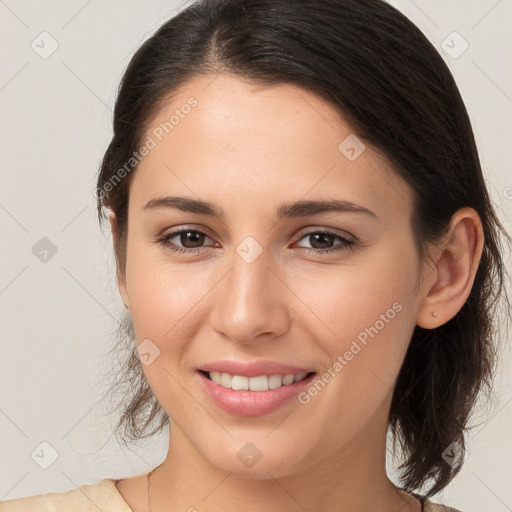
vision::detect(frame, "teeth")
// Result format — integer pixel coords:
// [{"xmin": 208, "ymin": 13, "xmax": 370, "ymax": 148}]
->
[
  {"xmin": 282, "ymin": 374, "xmax": 295, "ymax": 385},
  {"xmin": 269, "ymin": 374, "xmax": 283, "ymax": 389},
  {"xmin": 232, "ymin": 375, "xmax": 249, "ymax": 390},
  {"xmin": 295, "ymin": 372, "xmax": 308, "ymax": 382},
  {"xmin": 249, "ymin": 375, "xmax": 268, "ymax": 391},
  {"xmin": 220, "ymin": 372, "xmax": 232, "ymax": 388},
  {"xmin": 207, "ymin": 371, "xmax": 310, "ymax": 391}
]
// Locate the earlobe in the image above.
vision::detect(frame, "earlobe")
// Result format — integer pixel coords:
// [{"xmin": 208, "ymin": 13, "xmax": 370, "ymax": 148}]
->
[
  {"xmin": 109, "ymin": 212, "xmax": 131, "ymax": 310},
  {"xmin": 416, "ymin": 207, "xmax": 484, "ymax": 329},
  {"xmin": 109, "ymin": 211, "xmax": 118, "ymax": 246}
]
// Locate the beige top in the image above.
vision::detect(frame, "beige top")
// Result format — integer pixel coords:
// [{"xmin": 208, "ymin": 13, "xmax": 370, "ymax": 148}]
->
[{"xmin": 0, "ymin": 476, "xmax": 463, "ymax": 512}]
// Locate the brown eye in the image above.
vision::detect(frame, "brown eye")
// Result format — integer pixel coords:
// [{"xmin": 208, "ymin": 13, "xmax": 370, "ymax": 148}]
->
[
  {"xmin": 156, "ymin": 227, "xmax": 357, "ymax": 255},
  {"xmin": 294, "ymin": 230, "xmax": 356, "ymax": 254},
  {"xmin": 175, "ymin": 230, "xmax": 206, "ymax": 248},
  {"xmin": 157, "ymin": 229, "xmax": 215, "ymax": 253},
  {"xmin": 306, "ymin": 232, "xmax": 336, "ymax": 250}
]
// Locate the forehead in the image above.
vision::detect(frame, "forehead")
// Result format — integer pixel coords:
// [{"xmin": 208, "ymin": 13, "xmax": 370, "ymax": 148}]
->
[{"xmin": 129, "ymin": 74, "xmax": 413, "ymax": 220}]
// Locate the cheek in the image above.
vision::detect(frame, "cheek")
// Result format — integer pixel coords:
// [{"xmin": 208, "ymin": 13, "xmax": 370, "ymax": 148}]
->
[
  {"xmin": 295, "ymin": 252, "xmax": 416, "ymax": 341},
  {"xmin": 290, "ymin": 276, "xmax": 417, "ymax": 443},
  {"xmin": 293, "ymin": 247, "xmax": 419, "ymax": 395},
  {"xmin": 125, "ymin": 260, "xmax": 210, "ymax": 416},
  {"xmin": 125, "ymin": 244, "xmax": 210, "ymax": 340}
]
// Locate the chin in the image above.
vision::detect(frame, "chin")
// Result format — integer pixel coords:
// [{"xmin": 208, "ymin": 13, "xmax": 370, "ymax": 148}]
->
[{"xmin": 201, "ymin": 441, "xmax": 310, "ymax": 480}]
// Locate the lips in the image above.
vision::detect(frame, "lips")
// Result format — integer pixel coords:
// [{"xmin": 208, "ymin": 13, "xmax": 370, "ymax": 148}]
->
[
  {"xmin": 197, "ymin": 369, "xmax": 316, "ymax": 416},
  {"xmin": 194, "ymin": 359, "xmax": 318, "ymax": 415}
]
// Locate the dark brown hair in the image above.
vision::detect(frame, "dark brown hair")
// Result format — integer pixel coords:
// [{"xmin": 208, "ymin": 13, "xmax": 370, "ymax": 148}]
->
[{"xmin": 95, "ymin": 0, "xmax": 511, "ymax": 498}]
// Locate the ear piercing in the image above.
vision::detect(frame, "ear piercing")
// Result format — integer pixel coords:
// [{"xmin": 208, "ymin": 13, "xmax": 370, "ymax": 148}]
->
[{"xmin": 432, "ymin": 311, "xmax": 438, "ymax": 317}]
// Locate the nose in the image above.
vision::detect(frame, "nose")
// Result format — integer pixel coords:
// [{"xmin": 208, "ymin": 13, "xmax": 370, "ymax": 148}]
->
[{"xmin": 209, "ymin": 244, "xmax": 291, "ymax": 346}]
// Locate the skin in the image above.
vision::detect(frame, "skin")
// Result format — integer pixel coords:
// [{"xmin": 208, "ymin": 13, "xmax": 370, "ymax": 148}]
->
[{"xmin": 111, "ymin": 73, "xmax": 484, "ymax": 512}]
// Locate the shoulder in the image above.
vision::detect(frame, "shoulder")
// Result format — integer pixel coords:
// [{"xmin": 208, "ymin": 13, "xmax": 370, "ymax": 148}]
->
[
  {"xmin": 0, "ymin": 478, "xmax": 133, "ymax": 512},
  {"xmin": 424, "ymin": 497, "xmax": 464, "ymax": 512}
]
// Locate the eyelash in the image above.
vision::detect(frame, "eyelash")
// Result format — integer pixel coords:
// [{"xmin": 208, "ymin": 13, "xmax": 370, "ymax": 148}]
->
[{"xmin": 156, "ymin": 228, "xmax": 357, "ymax": 255}]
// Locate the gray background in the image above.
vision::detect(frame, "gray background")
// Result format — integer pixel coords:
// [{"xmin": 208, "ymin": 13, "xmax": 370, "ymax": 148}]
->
[{"xmin": 0, "ymin": 1, "xmax": 511, "ymax": 510}]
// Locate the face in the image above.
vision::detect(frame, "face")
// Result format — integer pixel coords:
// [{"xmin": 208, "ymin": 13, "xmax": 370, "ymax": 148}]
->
[{"xmin": 114, "ymin": 74, "xmax": 430, "ymax": 479}]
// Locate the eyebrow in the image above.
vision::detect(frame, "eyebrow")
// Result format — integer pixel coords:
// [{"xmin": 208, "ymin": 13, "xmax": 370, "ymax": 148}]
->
[{"xmin": 142, "ymin": 196, "xmax": 378, "ymax": 220}]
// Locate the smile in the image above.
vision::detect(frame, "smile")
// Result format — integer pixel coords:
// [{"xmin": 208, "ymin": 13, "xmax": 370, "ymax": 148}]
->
[
  {"xmin": 197, "ymin": 370, "xmax": 317, "ymax": 416},
  {"xmin": 203, "ymin": 371, "xmax": 312, "ymax": 391}
]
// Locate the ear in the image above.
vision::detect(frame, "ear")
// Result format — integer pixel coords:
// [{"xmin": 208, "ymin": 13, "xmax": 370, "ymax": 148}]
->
[
  {"xmin": 416, "ymin": 207, "xmax": 484, "ymax": 329},
  {"xmin": 109, "ymin": 212, "xmax": 130, "ymax": 309}
]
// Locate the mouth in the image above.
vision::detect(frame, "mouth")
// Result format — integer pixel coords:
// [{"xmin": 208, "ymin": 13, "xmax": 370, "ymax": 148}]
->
[
  {"xmin": 198, "ymin": 370, "xmax": 316, "ymax": 391},
  {"xmin": 197, "ymin": 369, "xmax": 317, "ymax": 417}
]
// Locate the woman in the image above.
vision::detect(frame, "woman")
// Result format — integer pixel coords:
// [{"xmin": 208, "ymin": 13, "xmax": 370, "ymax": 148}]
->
[{"xmin": 1, "ymin": 0, "xmax": 509, "ymax": 511}]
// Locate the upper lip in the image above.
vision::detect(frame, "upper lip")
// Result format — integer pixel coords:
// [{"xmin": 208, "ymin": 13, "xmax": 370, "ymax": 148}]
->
[{"xmin": 198, "ymin": 360, "xmax": 314, "ymax": 378}]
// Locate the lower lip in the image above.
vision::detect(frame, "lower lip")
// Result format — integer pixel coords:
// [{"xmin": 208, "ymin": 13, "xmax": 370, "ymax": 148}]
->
[{"xmin": 197, "ymin": 371, "xmax": 316, "ymax": 417}]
